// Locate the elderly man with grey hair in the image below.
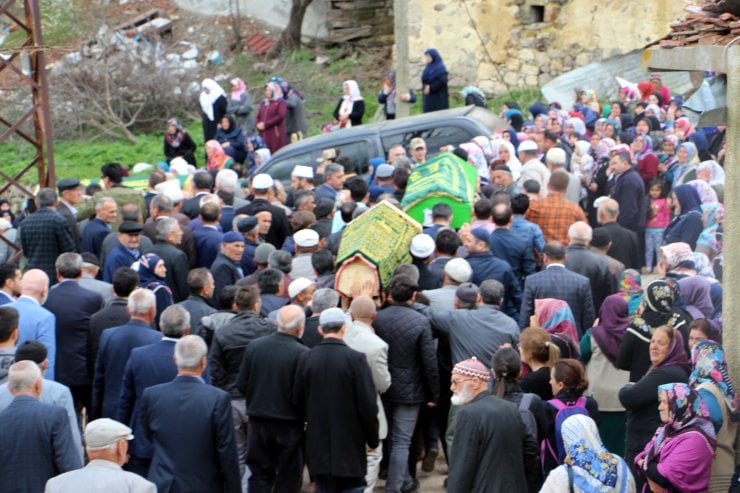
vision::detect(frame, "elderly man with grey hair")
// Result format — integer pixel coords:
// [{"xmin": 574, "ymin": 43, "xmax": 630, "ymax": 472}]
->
[
  {"xmin": 91, "ymin": 289, "xmax": 161, "ymax": 421},
  {"xmin": 0, "ymin": 360, "xmax": 81, "ymax": 492},
  {"xmin": 118, "ymin": 304, "xmax": 196, "ymax": 476},
  {"xmin": 19, "ymin": 188, "xmax": 76, "ymax": 282},
  {"xmin": 301, "ymin": 287, "xmax": 339, "ymax": 348},
  {"xmin": 596, "ymin": 197, "xmax": 642, "ymax": 270},
  {"xmin": 45, "ymin": 417, "xmax": 157, "ymax": 493},
  {"xmin": 43, "ymin": 252, "xmax": 104, "ymax": 412},
  {"xmin": 142, "ymin": 335, "xmax": 240, "ymax": 493},
  {"xmin": 237, "ymin": 304, "xmax": 309, "ymax": 492},
  {"xmin": 81, "ymin": 197, "xmax": 118, "ymax": 258},
  {"xmin": 565, "ymin": 220, "xmax": 615, "ymax": 313},
  {"xmin": 415, "ymin": 279, "xmax": 520, "ymax": 456},
  {"xmin": 149, "ymin": 216, "xmax": 190, "ymax": 302}
]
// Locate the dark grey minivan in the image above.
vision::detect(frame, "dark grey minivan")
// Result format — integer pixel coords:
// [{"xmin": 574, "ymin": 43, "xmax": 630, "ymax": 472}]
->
[{"xmin": 256, "ymin": 106, "xmax": 505, "ymax": 185}]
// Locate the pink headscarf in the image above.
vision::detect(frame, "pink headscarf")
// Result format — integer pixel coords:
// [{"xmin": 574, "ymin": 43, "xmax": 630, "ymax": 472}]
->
[
  {"xmin": 205, "ymin": 140, "xmax": 230, "ymax": 171},
  {"xmin": 231, "ymin": 78, "xmax": 247, "ymax": 101}
]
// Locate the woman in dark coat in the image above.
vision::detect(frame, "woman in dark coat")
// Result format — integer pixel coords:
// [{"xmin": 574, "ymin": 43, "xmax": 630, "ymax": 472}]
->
[
  {"xmin": 214, "ymin": 115, "xmax": 247, "ymax": 164},
  {"xmin": 164, "ymin": 118, "xmax": 197, "ymax": 166},
  {"xmin": 618, "ymin": 325, "xmax": 690, "ymax": 490},
  {"xmin": 255, "ymin": 81, "xmax": 288, "ymax": 154},
  {"xmin": 663, "ymin": 184, "xmax": 704, "ymax": 249},
  {"xmin": 421, "ymin": 48, "xmax": 449, "ymax": 113},
  {"xmin": 200, "ymin": 78, "xmax": 228, "ymax": 144}
]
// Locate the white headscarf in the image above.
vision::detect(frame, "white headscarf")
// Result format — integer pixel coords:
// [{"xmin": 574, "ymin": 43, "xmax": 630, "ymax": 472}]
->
[
  {"xmin": 697, "ymin": 160, "xmax": 725, "ymax": 187},
  {"xmin": 200, "ymin": 79, "xmax": 226, "ymax": 121},
  {"xmin": 342, "ymin": 80, "xmax": 363, "ymax": 101},
  {"xmin": 491, "ymin": 139, "xmax": 522, "ymax": 180}
]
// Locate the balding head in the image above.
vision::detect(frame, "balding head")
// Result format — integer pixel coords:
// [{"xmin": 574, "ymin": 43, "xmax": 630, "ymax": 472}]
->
[
  {"xmin": 7, "ymin": 360, "xmax": 42, "ymax": 396},
  {"xmin": 350, "ymin": 295, "xmax": 376, "ymax": 322},
  {"xmin": 597, "ymin": 198, "xmax": 620, "ymax": 224},
  {"xmin": 21, "ymin": 269, "xmax": 49, "ymax": 304},
  {"xmin": 567, "ymin": 221, "xmax": 592, "ymax": 246},
  {"xmin": 276, "ymin": 304, "xmax": 306, "ymax": 336}
]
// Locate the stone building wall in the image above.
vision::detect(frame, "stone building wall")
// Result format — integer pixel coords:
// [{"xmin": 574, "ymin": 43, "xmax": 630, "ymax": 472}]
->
[{"xmin": 404, "ymin": 0, "xmax": 685, "ymax": 95}]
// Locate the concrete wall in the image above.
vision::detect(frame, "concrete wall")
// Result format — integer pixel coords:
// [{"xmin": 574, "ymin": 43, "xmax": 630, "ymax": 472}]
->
[{"xmin": 404, "ymin": 0, "xmax": 685, "ymax": 95}]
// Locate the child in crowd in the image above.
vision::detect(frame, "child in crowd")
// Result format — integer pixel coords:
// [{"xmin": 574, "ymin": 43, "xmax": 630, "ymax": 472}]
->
[{"xmin": 644, "ymin": 179, "xmax": 670, "ymax": 273}]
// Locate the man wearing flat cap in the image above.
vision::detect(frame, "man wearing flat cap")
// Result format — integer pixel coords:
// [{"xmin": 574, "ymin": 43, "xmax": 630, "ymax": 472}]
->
[
  {"xmin": 447, "ymin": 357, "xmax": 539, "ymax": 493},
  {"xmin": 490, "ymin": 164, "xmax": 520, "ymax": 199},
  {"xmin": 57, "ymin": 178, "xmax": 83, "ymax": 251},
  {"xmin": 236, "ymin": 215, "xmax": 260, "ymax": 276},
  {"xmin": 45, "ymin": 418, "xmax": 156, "ymax": 493},
  {"xmin": 210, "ymin": 232, "xmax": 245, "ymax": 304},
  {"xmin": 103, "ymin": 221, "xmax": 145, "ymax": 283},
  {"xmin": 293, "ymin": 307, "xmax": 379, "ymax": 492}
]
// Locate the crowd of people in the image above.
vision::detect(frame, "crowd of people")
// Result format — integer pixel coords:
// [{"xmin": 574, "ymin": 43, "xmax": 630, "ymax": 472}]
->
[{"xmin": 0, "ymin": 55, "xmax": 735, "ymax": 493}]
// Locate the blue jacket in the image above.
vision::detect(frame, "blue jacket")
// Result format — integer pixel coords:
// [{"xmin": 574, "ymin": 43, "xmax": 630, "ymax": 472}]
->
[
  {"xmin": 104, "ymin": 243, "xmax": 140, "ymax": 283},
  {"xmin": 118, "ymin": 339, "xmax": 178, "ymax": 460},
  {"xmin": 44, "ymin": 280, "xmax": 103, "ymax": 386},
  {"xmin": 8, "ymin": 296, "xmax": 57, "ymax": 380},
  {"xmin": 193, "ymin": 226, "xmax": 223, "ymax": 268},
  {"xmin": 511, "ymin": 215, "xmax": 545, "ymax": 258},
  {"xmin": 92, "ymin": 319, "xmax": 162, "ymax": 420},
  {"xmin": 0, "ymin": 395, "xmax": 82, "ymax": 493},
  {"xmin": 490, "ymin": 228, "xmax": 536, "ymax": 282},
  {"xmin": 81, "ymin": 217, "xmax": 111, "ymax": 258},
  {"xmin": 466, "ymin": 251, "xmax": 522, "ymax": 318},
  {"xmin": 142, "ymin": 375, "xmax": 241, "ymax": 493}
]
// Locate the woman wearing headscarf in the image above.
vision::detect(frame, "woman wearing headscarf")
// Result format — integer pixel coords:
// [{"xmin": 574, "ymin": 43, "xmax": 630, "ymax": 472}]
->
[
  {"xmin": 490, "ymin": 139, "xmax": 522, "ymax": 180},
  {"xmin": 689, "ymin": 131, "xmax": 713, "ymax": 161},
  {"xmin": 670, "ymin": 141, "xmax": 698, "ymax": 186},
  {"xmin": 138, "ymin": 252, "xmax": 173, "ymax": 328},
  {"xmin": 255, "ymin": 81, "xmax": 287, "ymax": 154},
  {"xmin": 630, "ymin": 134, "xmax": 658, "ymax": 186},
  {"xmin": 617, "ymin": 270, "xmax": 643, "ymax": 317},
  {"xmin": 618, "ymin": 279, "xmax": 691, "ymax": 382},
  {"xmin": 677, "ymin": 276, "xmax": 714, "ymax": 322},
  {"xmin": 204, "ymin": 140, "xmax": 234, "ymax": 172},
  {"xmin": 531, "ymin": 298, "xmax": 580, "ymax": 359},
  {"xmin": 200, "ymin": 78, "xmax": 228, "ymax": 144},
  {"xmin": 378, "ymin": 70, "xmax": 415, "ymax": 120},
  {"xmin": 686, "ymin": 178, "xmax": 719, "ymax": 205},
  {"xmin": 421, "ymin": 48, "xmax": 449, "ymax": 113},
  {"xmin": 696, "ymin": 159, "xmax": 725, "ymax": 202},
  {"xmin": 697, "ymin": 203, "xmax": 723, "ymax": 262},
  {"xmin": 541, "ymin": 415, "xmax": 635, "ymax": 493},
  {"xmin": 662, "ymin": 184, "xmax": 704, "ymax": 250},
  {"xmin": 214, "ymin": 114, "xmax": 247, "ymax": 164},
  {"xmin": 333, "ymin": 80, "xmax": 365, "ymax": 128},
  {"xmin": 689, "ymin": 340, "xmax": 739, "ymax": 492},
  {"xmin": 618, "ymin": 326, "xmax": 691, "ymax": 489},
  {"xmin": 164, "ymin": 118, "xmax": 197, "ymax": 166},
  {"xmin": 253, "ymin": 148, "xmax": 271, "ymax": 172},
  {"xmin": 691, "ymin": 252, "xmax": 723, "ymax": 323},
  {"xmin": 281, "ymin": 81, "xmax": 308, "ymax": 142},
  {"xmin": 227, "ymin": 78, "xmax": 253, "ymax": 134},
  {"xmin": 634, "ymin": 383, "xmax": 716, "ymax": 493},
  {"xmin": 581, "ymin": 295, "xmax": 632, "ymax": 455},
  {"xmin": 656, "ymin": 135, "xmax": 679, "ymax": 183}
]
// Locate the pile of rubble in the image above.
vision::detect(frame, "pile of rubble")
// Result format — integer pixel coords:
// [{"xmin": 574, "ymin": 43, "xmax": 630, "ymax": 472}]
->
[
  {"xmin": 52, "ymin": 9, "xmax": 224, "ymax": 78},
  {"xmin": 650, "ymin": 0, "xmax": 740, "ymax": 47}
]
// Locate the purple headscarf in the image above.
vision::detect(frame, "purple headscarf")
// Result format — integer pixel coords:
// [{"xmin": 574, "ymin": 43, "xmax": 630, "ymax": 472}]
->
[
  {"xmin": 590, "ymin": 294, "xmax": 630, "ymax": 367},
  {"xmin": 652, "ymin": 329, "xmax": 690, "ymax": 372},
  {"xmin": 678, "ymin": 276, "xmax": 714, "ymax": 320}
]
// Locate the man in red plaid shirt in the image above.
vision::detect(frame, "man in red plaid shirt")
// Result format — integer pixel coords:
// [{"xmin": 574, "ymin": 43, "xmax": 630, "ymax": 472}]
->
[{"xmin": 525, "ymin": 171, "xmax": 586, "ymax": 244}]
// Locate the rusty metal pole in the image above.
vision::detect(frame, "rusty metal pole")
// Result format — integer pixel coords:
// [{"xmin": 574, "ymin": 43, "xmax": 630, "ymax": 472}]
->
[
  {"xmin": 26, "ymin": 0, "xmax": 54, "ymax": 188},
  {"xmin": 0, "ymin": 0, "xmax": 54, "ymax": 196}
]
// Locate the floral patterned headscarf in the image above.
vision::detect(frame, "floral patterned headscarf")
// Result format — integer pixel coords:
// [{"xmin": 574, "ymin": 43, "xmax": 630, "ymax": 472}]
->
[
  {"xmin": 617, "ymin": 269, "xmax": 642, "ymax": 316},
  {"xmin": 562, "ymin": 415, "xmax": 631, "ymax": 491},
  {"xmin": 689, "ymin": 340, "xmax": 739, "ymax": 423},
  {"xmin": 645, "ymin": 383, "xmax": 716, "ymax": 466}
]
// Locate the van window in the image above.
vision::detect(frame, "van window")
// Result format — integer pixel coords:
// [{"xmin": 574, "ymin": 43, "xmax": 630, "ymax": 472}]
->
[
  {"xmin": 381, "ymin": 125, "xmax": 476, "ymax": 158},
  {"xmin": 333, "ymin": 140, "xmax": 372, "ymax": 174},
  {"xmin": 264, "ymin": 140, "xmax": 372, "ymax": 185}
]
